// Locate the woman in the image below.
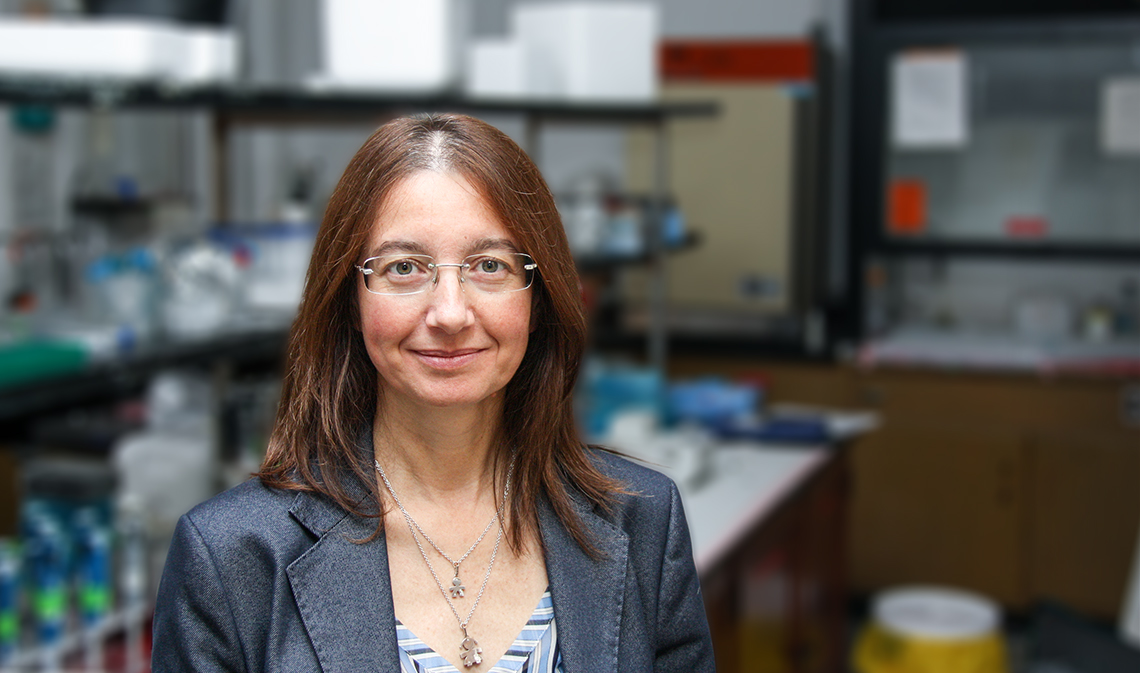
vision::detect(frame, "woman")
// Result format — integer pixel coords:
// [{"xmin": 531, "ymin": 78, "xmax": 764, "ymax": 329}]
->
[{"xmin": 152, "ymin": 114, "xmax": 715, "ymax": 672}]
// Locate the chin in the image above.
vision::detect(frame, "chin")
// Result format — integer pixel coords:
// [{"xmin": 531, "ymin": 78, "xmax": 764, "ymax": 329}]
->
[{"xmin": 387, "ymin": 383, "xmax": 503, "ymax": 412}]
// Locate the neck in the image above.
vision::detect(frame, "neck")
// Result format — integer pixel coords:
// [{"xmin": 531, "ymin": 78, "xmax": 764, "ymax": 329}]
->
[{"xmin": 373, "ymin": 396, "xmax": 504, "ymax": 503}]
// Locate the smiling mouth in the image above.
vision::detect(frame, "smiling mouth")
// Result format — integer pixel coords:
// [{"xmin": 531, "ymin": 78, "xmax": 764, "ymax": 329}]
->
[{"xmin": 412, "ymin": 348, "xmax": 485, "ymax": 368}]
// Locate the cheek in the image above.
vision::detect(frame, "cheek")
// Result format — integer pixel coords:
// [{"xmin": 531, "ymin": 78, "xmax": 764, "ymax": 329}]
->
[
  {"xmin": 359, "ymin": 300, "xmax": 417, "ymax": 354},
  {"xmin": 492, "ymin": 297, "xmax": 532, "ymax": 342},
  {"xmin": 497, "ymin": 310, "xmax": 533, "ymax": 369}
]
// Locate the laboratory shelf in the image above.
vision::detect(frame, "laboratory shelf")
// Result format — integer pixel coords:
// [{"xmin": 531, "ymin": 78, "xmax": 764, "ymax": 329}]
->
[
  {"xmin": 4, "ymin": 603, "xmax": 151, "ymax": 672},
  {"xmin": 574, "ymin": 231, "xmax": 701, "ymax": 274},
  {"xmin": 0, "ymin": 326, "xmax": 288, "ymax": 431},
  {"xmin": 0, "ymin": 77, "xmax": 719, "ymax": 122},
  {"xmin": 868, "ymin": 239, "xmax": 1140, "ymax": 263}
]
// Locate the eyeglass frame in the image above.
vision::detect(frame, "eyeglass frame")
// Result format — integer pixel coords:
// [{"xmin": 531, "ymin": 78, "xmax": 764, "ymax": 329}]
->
[{"xmin": 355, "ymin": 251, "xmax": 539, "ymax": 296}]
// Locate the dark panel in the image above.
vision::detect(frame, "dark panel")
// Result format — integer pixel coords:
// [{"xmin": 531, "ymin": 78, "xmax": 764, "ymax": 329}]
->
[{"xmin": 873, "ymin": 0, "xmax": 1140, "ymax": 22}]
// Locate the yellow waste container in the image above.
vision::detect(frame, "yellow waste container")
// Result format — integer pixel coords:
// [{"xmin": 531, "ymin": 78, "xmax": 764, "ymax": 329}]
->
[{"xmin": 853, "ymin": 586, "xmax": 1010, "ymax": 673}]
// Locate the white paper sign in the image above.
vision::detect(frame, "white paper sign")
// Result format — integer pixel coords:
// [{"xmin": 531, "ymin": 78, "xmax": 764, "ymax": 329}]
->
[
  {"xmin": 1101, "ymin": 77, "xmax": 1140, "ymax": 156},
  {"xmin": 891, "ymin": 51, "xmax": 969, "ymax": 149}
]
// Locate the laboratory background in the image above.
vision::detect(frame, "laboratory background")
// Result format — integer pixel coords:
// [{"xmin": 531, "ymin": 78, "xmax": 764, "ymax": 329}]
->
[{"xmin": 0, "ymin": 0, "xmax": 1138, "ymax": 671}]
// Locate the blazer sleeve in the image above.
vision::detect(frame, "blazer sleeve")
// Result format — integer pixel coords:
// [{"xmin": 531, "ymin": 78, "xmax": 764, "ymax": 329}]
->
[
  {"xmin": 152, "ymin": 513, "xmax": 247, "ymax": 672},
  {"xmin": 655, "ymin": 480, "xmax": 716, "ymax": 672}
]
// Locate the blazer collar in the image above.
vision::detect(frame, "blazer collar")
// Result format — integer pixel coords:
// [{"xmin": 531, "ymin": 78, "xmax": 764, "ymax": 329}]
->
[
  {"xmin": 541, "ymin": 490, "xmax": 630, "ymax": 673},
  {"xmin": 285, "ymin": 426, "xmax": 401, "ymax": 673},
  {"xmin": 286, "ymin": 491, "xmax": 399, "ymax": 673}
]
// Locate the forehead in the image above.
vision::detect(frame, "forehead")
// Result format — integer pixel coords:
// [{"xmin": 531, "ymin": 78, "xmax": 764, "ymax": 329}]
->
[{"xmin": 366, "ymin": 171, "xmax": 516, "ymax": 254}]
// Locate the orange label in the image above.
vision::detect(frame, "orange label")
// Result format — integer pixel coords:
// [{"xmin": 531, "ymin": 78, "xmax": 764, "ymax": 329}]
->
[
  {"xmin": 660, "ymin": 41, "xmax": 814, "ymax": 82},
  {"xmin": 888, "ymin": 180, "xmax": 927, "ymax": 234},
  {"xmin": 1006, "ymin": 216, "xmax": 1047, "ymax": 238}
]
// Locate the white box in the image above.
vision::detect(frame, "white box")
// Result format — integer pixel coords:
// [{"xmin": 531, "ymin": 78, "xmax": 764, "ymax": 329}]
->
[
  {"xmin": 312, "ymin": 0, "xmax": 468, "ymax": 92},
  {"xmin": 465, "ymin": 38, "xmax": 525, "ymax": 99},
  {"xmin": 0, "ymin": 18, "xmax": 184, "ymax": 81},
  {"xmin": 513, "ymin": 2, "xmax": 658, "ymax": 102},
  {"xmin": 172, "ymin": 28, "xmax": 239, "ymax": 85}
]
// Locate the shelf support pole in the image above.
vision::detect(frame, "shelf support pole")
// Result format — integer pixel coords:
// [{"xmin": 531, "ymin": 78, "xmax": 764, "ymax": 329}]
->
[
  {"xmin": 649, "ymin": 116, "xmax": 669, "ymax": 376},
  {"xmin": 211, "ymin": 113, "xmax": 228, "ymax": 222},
  {"xmin": 524, "ymin": 113, "xmax": 541, "ymax": 167}
]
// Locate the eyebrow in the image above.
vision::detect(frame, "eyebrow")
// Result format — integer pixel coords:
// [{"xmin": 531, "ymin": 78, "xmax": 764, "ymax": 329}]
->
[
  {"xmin": 469, "ymin": 238, "xmax": 520, "ymax": 254},
  {"xmin": 366, "ymin": 240, "xmax": 429, "ymax": 258},
  {"xmin": 366, "ymin": 237, "xmax": 520, "ymax": 259}
]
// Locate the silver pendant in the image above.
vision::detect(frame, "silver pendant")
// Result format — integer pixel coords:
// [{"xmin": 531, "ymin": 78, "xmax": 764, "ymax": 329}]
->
[
  {"xmin": 460, "ymin": 636, "xmax": 483, "ymax": 667},
  {"xmin": 450, "ymin": 576, "xmax": 466, "ymax": 598}
]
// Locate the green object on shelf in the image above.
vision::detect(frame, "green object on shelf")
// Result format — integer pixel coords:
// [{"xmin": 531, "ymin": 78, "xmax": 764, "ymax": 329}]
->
[
  {"xmin": 80, "ymin": 585, "xmax": 111, "ymax": 615},
  {"xmin": 0, "ymin": 611, "xmax": 15, "ymax": 642},
  {"xmin": 34, "ymin": 586, "xmax": 65, "ymax": 621},
  {"xmin": 0, "ymin": 340, "xmax": 89, "ymax": 389},
  {"xmin": 11, "ymin": 105, "xmax": 55, "ymax": 133}
]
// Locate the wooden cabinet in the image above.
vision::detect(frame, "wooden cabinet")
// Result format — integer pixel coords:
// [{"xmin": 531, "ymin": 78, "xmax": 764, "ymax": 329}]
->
[
  {"xmin": 848, "ymin": 369, "xmax": 1140, "ymax": 619},
  {"xmin": 700, "ymin": 450, "xmax": 850, "ymax": 673},
  {"xmin": 670, "ymin": 354, "xmax": 1140, "ymax": 620},
  {"xmin": 1027, "ymin": 428, "xmax": 1140, "ymax": 617},
  {"xmin": 849, "ymin": 423, "xmax": 1027, "ymax": 607}
]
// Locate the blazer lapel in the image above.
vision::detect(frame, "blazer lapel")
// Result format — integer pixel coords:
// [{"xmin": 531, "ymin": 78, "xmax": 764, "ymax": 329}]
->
[
  {"xmin": 541, "ymin": 494, "xmax": 630, "ymax": 673},
  {"xmin": 286, "ymin": 491, "xmax": 400, "ymax": 673}
]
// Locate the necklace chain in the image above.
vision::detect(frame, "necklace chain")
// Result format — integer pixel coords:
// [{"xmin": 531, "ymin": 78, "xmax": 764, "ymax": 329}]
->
[
  {"xmin": 403, "ymin": 488, "xmax": 500, "ymax": 575},
  {"xmin": 374, "ymin": 456, "xmax": 515, "ymax": 664}
]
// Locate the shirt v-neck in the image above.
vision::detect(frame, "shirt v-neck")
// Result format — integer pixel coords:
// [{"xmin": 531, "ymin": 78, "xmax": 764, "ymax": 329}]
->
[{"xmin": 394, "ymin": 587, "xmax": 562, "ymax": 673}]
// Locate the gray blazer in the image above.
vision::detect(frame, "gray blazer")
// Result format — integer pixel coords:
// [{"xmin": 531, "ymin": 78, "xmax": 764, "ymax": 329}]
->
[{"xmin": 151, "ymin": 449, "xmax": 716, "ymax": 672}]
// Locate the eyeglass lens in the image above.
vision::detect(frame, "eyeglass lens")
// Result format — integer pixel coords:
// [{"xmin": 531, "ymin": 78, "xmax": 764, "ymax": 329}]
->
[{"xmin": 359, "ymin": 252, "xmax": 536, "ymax": 295}]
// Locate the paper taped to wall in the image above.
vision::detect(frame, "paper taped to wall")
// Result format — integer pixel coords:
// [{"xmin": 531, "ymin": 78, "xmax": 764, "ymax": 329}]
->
[
  {"xmin": 891, "ymin": 50, "xmax": 969, "ymax": 150},
  {"xmin": 1101, "ymin": 77, "xmax": 1140, "ymax": 156}
]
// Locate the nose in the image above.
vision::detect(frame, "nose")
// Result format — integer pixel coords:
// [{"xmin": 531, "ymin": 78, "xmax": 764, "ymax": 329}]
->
[{"xmin": 424, "ymin": 266, "xmax": 474, "ymax": 334}]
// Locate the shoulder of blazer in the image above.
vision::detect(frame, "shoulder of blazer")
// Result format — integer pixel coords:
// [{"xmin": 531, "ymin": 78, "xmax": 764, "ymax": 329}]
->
[
  {"xmin": 580, "ymin": 447, "xmax": 684, "ymax": 539},
  {"xmin": 587, "ymin": 447, "xmax": 678, "ymax": 506},
  {"xmin": 180, "ymin": 478, "xmax": 354, "ymax": 563}
]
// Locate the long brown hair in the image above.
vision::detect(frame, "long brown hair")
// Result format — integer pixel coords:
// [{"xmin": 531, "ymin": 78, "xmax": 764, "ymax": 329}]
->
[{"xmin": 257, "ymin": 113, "xmax": 621, "ymax": 555}]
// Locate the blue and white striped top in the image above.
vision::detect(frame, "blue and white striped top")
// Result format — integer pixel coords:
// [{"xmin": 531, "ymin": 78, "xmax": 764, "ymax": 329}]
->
[{"xmin": 395, "ymin": 589, "xmax": 563, "ymax": 673}]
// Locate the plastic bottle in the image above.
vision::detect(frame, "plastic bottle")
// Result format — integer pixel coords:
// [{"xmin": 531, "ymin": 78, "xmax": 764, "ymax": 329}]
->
[
  {"xmin": 74, "ymin": 507, "xmax": 111, "ymax": 671},
  {"xmin": 24, "ymin": 511, "xmax": 67, "ymax": 671},
  {"xmin": 117, "ymin": 494, "xmax": 148, "ymax": 673},
  {"xmin": 0, "ymin": 539, "xmax": 19, "ymax": 667}
]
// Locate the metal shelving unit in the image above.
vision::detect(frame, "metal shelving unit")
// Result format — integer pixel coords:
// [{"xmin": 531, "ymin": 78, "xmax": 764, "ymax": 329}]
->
[{"xmin": 0, "ymin": 79, "xmax": 719, "ymax": 431}]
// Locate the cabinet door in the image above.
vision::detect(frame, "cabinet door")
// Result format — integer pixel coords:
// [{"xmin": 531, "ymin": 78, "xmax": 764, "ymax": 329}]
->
[
  {"xmin": 791, "ymin": 455, "xmax": 850, "ymax": 673},
  {"xmin": 1028, "ymin": 429, "xmax": 1140, "ymax": 619},
  {"xmin": 850, "ymin": 423, "xmax": 1027, "ymax": 607},
  {"xmin": 626, "ymin": 84, "xmax": 797, "ymax": 316}
]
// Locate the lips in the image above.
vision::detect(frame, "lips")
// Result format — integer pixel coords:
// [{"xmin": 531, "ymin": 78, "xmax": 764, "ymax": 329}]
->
[{"xmin": 411, "ymin": 348, "xmax": 485, "ymax": 370}]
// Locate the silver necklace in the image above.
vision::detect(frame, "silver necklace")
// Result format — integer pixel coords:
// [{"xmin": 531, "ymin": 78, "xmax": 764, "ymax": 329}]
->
[
  {"xmin": 374, "ymin": 458, "xmax": 515, "ymax": 668},
  {"xmin": 397, "ymin": 485, "xmax": 499, "ymax": 599}
]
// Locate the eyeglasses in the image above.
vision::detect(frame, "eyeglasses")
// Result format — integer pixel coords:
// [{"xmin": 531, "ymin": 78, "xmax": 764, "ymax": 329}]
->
[{"xmin": 356, "ymin": 252, "xmax": 538, "ymax": 296}]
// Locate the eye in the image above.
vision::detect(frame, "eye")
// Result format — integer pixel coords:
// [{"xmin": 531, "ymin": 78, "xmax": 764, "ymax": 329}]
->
[
  {"xmin": 468, "ymin": 254, "xmax": 517, "ymax": 275},
  {"xmin": 384, "ymin": 258, "xmax": 428, "ymax": 276}
]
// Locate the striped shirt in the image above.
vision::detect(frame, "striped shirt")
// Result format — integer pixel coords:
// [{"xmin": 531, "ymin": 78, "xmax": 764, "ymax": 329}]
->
[{"xmin": 395, "ymin": 589, "xmax": 563, "ymax": 673}]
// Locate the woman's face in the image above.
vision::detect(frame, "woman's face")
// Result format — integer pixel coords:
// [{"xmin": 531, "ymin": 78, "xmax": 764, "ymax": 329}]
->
[{"xmin": 357, "ymin": 171, "xmax": 533, "ymax": 414}]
